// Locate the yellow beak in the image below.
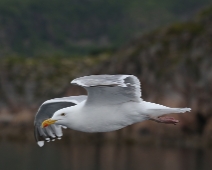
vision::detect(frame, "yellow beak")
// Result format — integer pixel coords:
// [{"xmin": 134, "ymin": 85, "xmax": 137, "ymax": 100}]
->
[{"xmin": 41, "ymin": 119, "xmax": 57, "ymax": 128}]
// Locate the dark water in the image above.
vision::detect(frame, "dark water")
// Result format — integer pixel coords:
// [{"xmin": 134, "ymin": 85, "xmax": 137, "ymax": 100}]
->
[{"xmin": 0, "ymin": 141, "xmax": 212, "ymax": 170}]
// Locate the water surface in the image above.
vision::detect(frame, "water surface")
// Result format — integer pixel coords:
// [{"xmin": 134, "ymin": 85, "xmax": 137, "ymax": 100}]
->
[{"xmin": 0, "ymin": 141, "xmax": 212, "ymax": 170}]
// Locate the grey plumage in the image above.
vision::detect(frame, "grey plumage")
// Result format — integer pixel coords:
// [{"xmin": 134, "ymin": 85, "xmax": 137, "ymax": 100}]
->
[{"xmin": 71, "ymin": 75, "xmax": 142, "ymax": 105}]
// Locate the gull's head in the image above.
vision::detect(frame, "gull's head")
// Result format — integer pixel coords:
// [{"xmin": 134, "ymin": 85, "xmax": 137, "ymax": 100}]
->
[{"xmin": 41, "ymin": 107, "xmax": 72, "ymax": 128}]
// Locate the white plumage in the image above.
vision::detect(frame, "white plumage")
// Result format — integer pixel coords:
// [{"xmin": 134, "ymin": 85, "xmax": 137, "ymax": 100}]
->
[{"xmin": 35, "ymin": 75, "xmax": 191, "ymax": 147}]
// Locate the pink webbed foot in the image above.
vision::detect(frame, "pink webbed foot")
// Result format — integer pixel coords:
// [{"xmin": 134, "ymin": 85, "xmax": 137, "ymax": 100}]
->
[{"xmin": 150, "ymin": 116, "xmax": 179, "ymax": 125}]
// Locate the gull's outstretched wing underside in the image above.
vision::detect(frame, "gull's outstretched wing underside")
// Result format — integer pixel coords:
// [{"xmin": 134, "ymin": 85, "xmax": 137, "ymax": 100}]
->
[
  {"xmin": 34, "ymin": 95, "xmax": 87, "ymax": 147},
  {"xmin": 71, "ymin": 75, "xmax": 142, "ymax": 105}
]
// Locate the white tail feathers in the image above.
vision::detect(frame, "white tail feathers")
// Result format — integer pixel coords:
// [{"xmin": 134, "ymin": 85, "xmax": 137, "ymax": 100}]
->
[
  {"xmin": 146, "ymin": 107, "xmax": 191, "ymax": 117},
  {"xmin": 177, "ymin": 108, "xmax": 191, "ymax": 113}
]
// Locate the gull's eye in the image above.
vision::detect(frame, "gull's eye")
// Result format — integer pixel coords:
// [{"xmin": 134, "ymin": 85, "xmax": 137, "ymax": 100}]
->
[{"xmin": 61, "ymin": 113, "xmax": 66, "ymax": 116}]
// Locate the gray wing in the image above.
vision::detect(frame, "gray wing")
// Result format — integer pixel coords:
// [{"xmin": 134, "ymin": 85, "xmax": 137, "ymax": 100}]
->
[
  {"xmin": 71, "ymin": 75, "xmax": 142, "ymax": 105},
  {"xmin": 34, "ymin": 95, "xmax": 87, "ymax": 147}
]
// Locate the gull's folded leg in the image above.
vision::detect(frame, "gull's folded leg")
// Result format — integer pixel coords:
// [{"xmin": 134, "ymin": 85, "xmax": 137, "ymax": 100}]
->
[{"xmin": 150, "ymin": 116, "xmax": 179, "ymax": 125}]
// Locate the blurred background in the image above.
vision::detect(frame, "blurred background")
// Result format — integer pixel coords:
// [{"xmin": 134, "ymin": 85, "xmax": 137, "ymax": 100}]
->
[{"xmin": 0, "ymin": 0, "xmax": 212, "ymax": 170}]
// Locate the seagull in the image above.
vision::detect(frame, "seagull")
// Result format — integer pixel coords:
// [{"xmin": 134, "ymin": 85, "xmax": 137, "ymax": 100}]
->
[{"xmin": 34, "ymin": 75, "xmax": 191, "ymax": 147}]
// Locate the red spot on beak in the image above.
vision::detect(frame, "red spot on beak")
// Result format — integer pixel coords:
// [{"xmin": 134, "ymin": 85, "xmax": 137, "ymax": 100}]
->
[{"xmin": 43, "ymin": 123, "xmax": 48, "ymax": 127}]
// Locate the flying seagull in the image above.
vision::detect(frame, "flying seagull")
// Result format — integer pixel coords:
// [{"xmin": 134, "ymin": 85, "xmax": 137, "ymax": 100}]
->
[{"xmin": 34, "ymin": 75, "xmax": 191, "ymax": 147}]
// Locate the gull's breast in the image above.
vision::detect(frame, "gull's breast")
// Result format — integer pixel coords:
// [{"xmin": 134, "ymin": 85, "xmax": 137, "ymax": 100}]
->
[{"xmin": 69, "ymin": 104, "xmax": 130, "ymax": 132}]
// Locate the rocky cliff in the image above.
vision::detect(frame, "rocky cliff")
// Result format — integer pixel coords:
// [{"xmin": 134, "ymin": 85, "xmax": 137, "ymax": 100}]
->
[{"xmin": 89, "ymin": 6, "xmax": 212, "ymax": 137}]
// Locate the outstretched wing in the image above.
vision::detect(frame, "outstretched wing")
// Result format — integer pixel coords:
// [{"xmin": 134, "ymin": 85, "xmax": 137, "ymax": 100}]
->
[
  {"xmin": 34, "ymin": 95, "xmax": 87, "ymax": 147},
  {"xmin": 71, "ymin": 75, "xmax": 142, "ymax": 105}
]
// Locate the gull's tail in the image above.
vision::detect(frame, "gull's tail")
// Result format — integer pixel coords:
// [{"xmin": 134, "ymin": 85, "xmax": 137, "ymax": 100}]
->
[
  {"xmin": 143, "ymin": 101, "xmax": 191, "ymax": 117},
  {"xmin": 172, "ymin": 108, "xmax": 191, "ymax": 113}
]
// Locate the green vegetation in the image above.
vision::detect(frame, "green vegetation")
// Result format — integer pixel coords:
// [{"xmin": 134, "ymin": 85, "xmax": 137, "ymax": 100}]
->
[
  {"xmin": 198, "ymin": 5, "xmax": 212, "ymax": 17},
  {"xmin": 0, "ymin": 55, "xmax": 108, "ymax": 111},
  {"xmin": 0, "ymin": 0, "xmax": 211, "ymax": 57},
  {"xmin": 1, "ymin": 4, "xmax": 212, "ymax": 140}
]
